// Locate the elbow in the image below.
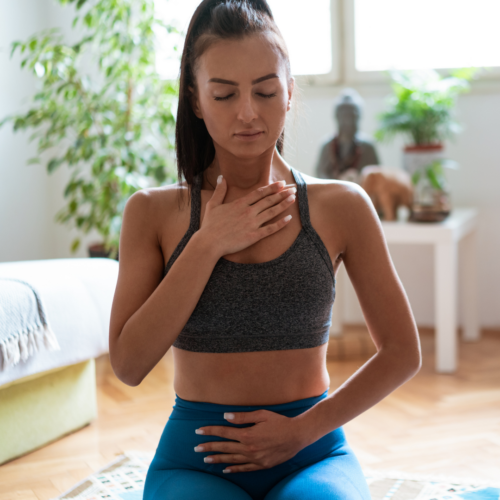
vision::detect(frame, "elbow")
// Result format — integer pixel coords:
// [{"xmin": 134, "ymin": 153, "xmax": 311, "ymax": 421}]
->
[
  {"xmin": 385, "ymin": 343, "xmax": 422, "ymax": 375},
  {"xmin": 407, "ymin": 351, "xmax": 422, "ymax": 376},
  {"xmin": 109, "ymin": 350, "xmax": 143, "ymax": 387},
  {"xmin": 115, "ymin": 363, "xmax": 143, "ymax": 387},
  {"xmin": 410, "ymin": 357, "xmax": 422, "ymax": 376}
]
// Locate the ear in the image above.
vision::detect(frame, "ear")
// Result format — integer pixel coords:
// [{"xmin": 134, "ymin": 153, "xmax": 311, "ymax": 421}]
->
[
  {"xmin": 286, "ymin": 76, "xmax": 295, "ymax": 112},
  {"xmin": 188, "ymin": 85, "xmax": 203, "ymax": 119}
]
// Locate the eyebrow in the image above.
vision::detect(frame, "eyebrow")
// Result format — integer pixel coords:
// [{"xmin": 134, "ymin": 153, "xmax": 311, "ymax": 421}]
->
[{"xmin": 207, "ymin": 73, "xmax": 279, "ymax": 86}]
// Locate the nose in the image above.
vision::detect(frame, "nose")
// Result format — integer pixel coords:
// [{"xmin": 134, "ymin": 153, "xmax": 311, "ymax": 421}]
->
[{"xmin": 236, "ymin": 93, "xmax": 259, "ymax": 123}]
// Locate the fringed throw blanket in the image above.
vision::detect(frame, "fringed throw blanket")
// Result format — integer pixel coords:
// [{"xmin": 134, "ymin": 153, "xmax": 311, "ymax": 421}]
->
[{"xmin": 0, "ymin": 278, "xmax": 60, "ymax": 372}]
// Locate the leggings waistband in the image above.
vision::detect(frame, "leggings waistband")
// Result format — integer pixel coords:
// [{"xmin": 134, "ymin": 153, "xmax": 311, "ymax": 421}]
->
[{"xmin": 172, "ymin": 388, "xmax": 330, "ymax": 415}]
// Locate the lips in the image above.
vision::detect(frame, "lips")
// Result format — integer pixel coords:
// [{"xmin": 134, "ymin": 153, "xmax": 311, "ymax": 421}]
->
[{"xmin": 235, "ymin": 130, "xmax": 262, "ymax": 136}]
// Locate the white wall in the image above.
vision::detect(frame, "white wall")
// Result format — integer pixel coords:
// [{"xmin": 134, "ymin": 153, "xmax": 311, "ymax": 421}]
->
[
  {"xmin": 0, "ymin": 0, "xmax": 52, "ymax": 261},
  {"xmin": 0, "ymin": 0, "xmax": 105, "ymax": 264},
  {"xmin": 1, "ymin": 1, "xmax": 499, "ymax": 328}
]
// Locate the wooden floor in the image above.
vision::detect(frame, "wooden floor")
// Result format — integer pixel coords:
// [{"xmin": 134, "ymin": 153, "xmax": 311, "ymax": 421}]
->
[{"xmin": 1, "ymin": 325, "xmax": 499, "ymax": 499}]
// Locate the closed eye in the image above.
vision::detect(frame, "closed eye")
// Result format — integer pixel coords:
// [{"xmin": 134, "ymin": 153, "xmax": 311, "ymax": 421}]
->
[{"xmin": 213, "ymin": 93, "xmax": 277, "ymax": 101}]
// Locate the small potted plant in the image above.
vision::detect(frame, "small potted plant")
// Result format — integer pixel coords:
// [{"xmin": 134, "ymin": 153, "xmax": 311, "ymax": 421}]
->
[
  {"xmin": 375, "ymin": 68, "xmax": 477, "ymax": 222},
  {"xmin": 0, "ymin": 0, "xmax": 179, "ymax": 259}
]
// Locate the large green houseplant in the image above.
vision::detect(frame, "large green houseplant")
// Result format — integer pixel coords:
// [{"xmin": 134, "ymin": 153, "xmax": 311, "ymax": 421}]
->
[
  {"xmin": 375, "ymin": 68, "xmax": 477, "ymax": 221},
  {"xmin": 0, "ymin": 0, "xmax": 179, "ymax": 259}
]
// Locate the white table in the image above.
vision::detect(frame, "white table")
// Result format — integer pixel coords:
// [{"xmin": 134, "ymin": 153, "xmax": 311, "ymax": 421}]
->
[{"xmin": 330, "ymin": 208, "xmax": 479, "ymax": 373}]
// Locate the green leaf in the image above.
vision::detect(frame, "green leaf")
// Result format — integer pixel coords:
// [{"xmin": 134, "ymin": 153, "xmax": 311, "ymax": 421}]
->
[
  {"xmin": 70, "ymin": 237, "xmax": 81, "ymax": 253},
  {"xmin": 10, "ymin": 41, "xmax": 21, "ymax": 58},
  {"xmin": 377, "ymin": 68, "xmax": 473, "ymax": 146},
  {"xmin": 47, "ymin": 158, "xmax": 63, "ymax": 172},
  {"xmin": 411, "ymin": 170, "xmax": 421, "ymax": 186}
]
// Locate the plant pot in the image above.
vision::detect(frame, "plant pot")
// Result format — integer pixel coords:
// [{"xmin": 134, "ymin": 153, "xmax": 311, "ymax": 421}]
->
[
  {"xmin": 403, "ymin": 143, "xmax": 445, "ymax": 175},
  {"xmin": 88, "ymin": 242, "xmax": 119, "ymax": 261},
  {"xmin": 403, "ymin": 143, "xmax": 451, "ymax": 222},
  {"xmin": 410, "ymin": 191, "xmax": 451, "ymax": 222}
]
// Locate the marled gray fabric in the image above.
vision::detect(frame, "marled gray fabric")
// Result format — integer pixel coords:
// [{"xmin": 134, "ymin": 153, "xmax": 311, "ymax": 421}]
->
[{"xmin": 163, "ymin": 167, "xmax": 336, "ymax": 353}]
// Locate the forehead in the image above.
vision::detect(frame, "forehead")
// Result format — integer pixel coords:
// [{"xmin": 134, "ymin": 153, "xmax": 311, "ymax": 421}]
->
[{"xmin": 195, "ymin": 34, "xmax": 285, "ymax": 83}]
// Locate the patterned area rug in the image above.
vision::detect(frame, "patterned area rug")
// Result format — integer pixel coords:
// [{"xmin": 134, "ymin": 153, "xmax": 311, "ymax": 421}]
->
[{"xmin": 51, "ymin": 451, "xmax": 500, "ymax": 500}]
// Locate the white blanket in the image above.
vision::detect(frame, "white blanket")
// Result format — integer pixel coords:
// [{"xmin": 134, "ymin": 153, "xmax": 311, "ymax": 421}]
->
[
  {"xmin": 0, "ymin": 277, "xmax": 61, "ymax": 371},
  {"xmin": 0, "ymin": 258, "xmax": 119, "ymax": 387}
]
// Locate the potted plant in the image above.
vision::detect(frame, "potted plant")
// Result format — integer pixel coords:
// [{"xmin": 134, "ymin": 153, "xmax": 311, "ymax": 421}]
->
[
  {"xmin": 375, "ymin": 68, "xmax": 477, "ymax": 221},
  {"xmin": 0, "ymin": 0, "xmax": 179, "ymax": 259}
]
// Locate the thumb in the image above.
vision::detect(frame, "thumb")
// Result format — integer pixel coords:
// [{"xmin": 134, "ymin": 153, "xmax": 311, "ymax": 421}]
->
[{"xmin": 210, "ymin": 174, "xmax": 227, "ymax": 206}]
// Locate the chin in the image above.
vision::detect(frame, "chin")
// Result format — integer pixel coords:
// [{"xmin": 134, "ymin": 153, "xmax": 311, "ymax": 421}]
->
[{"xmin": 216, "ymin": 139, "xmax": 276, "ymax": 160}]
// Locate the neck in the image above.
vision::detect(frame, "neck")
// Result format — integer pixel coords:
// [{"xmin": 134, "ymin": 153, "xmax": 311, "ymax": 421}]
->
[
  {"xmin": 337, "ymin": 130, "xmax": 356, "ymax": 143},
  {"xmin": 204, "ymin": 142, "xmax": 291, "ymax": 198}
]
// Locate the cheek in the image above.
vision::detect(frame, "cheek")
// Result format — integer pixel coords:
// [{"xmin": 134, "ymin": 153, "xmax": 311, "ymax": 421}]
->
[
  {"xmin": 264, "ymin": 95, "xmax": 288, "ymax": 134},
  {"xmin": 200, "ymin": 100, "xmax": 229, "ymax": 138}
]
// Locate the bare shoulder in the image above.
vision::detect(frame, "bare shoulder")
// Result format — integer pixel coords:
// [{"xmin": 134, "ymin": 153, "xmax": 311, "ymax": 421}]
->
[
  {"xmin": 132, "ymin": 180, "xmax": 189, "ymax": 218},
  {"xmin": 123, "ymin": 180, "xmax": 190, "ymax": 236},
  {"xmin": 300, "ymin": 171, "xmax": 378, "ymax": 237}
]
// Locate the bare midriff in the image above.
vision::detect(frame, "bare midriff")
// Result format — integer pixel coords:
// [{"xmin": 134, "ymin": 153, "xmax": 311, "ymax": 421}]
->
[{"xmin": 172, "ymin": 343, "xmax": 331, "ymax": 406}]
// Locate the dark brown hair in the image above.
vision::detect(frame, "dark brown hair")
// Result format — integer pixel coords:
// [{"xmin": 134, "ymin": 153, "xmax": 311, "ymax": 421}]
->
[{"xmin": 175, "ymin": 0, "xmax": 292, "ymax": 192}]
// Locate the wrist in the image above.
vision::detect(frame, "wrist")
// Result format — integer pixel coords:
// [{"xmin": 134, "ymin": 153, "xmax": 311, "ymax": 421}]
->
[
  {"xmin": 189, "ymin": 229, "xmax": 223, "ymax": 262},
  {"xmin": 292, "ymin": 409, "xmax": 323, "ymax": 449}
]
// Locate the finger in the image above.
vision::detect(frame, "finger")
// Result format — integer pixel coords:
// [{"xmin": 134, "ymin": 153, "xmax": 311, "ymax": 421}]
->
[
  {"xmin": 224, "ymin": 409, "xmax": 269, "ymax": 424},
  {"xmin": 258, "ymin": 214, "xmax": 293, "ymax": 238},
  {"xmin": 223, "ymin": 463, "xmax": 264, "ymax": 474},
  {"xmin": 195, "ymin": 425, "xmax": 245, "ymax": 441},
  {"xmin": 203, "ymin": 453, "xmax": 249, "ymax": 465},
  {"xmin": 256, "ymin": 193, "xmax": 296, "ymax": 225},
  {"xmin": 252, "ymin": 186, "xmax": 297, "ymax": 216},
  {"xmin": 195, "ymin": 440, "xmax": 247, "ymax": 454},
  {"xmin": 244, "ymin": 180, "xmax": 287, "ymax": 206},
  {"xmin": 208, "ymin": 174, "xmax": 227, "ymax": 206}
]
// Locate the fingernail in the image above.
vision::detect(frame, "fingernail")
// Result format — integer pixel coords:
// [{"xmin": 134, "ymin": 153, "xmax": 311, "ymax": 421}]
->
[
  {"xmin": 217, "ymin": 175, "xmax": 223, "ymax": 184},
  {"xmin": 290, "ymin": 187, "xmax": 297, "ymax": 194},
  {"xmin": 284, "ymin": 215, "xmax": 292, "ymax": 221},
  {"xmin": 194, "ymin": 445, "xmax": 204, "ymax": 452},
  {"xmin": 224, "ymin": 413, "xmax": 235, "ymax": 420},
  {"xmin": 204, "ymin": 457, "xmax": 213, "ymax": 463},
  {"xmin": 278, "ymin": 180, "xmax": 286, "ymax": 187},
  {"xmin": 195, "ymin": 429, "xmax": 204, "ymax": 434},
  {"xmin": 286, "ymin": 194, "xmax": 295, "ymax": 202},
  {"xmin": 223, "ymin": 469, "xmax": 231, "ymax": 473}
]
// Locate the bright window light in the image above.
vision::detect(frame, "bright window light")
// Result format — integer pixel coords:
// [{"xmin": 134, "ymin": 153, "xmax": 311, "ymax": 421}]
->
[
  {"xmin": 154, "ymin": 0, "xmax": 332, "ymax": 79},
  {"xmin": 354, "ymin": 0, "xmax": 500, "ymax": 71}
]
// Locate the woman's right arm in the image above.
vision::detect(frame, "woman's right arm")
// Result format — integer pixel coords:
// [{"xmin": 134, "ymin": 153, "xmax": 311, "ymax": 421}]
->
[{"xmin": 109, "ymin": 176, "xmax": 296, "ymax": 386}]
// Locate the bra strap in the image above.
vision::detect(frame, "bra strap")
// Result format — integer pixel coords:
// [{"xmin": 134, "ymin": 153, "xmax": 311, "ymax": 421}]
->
[
  {"xmin": 291, "ymin": 167, "xmax": 313, "ymax": 230},
  {"xmin": 163, "ymin": 173, "xmax": 203, "ymax": 277},
  {"xmin": 291, "ymin": 167, "xmax": 336, "ymax": 284}
]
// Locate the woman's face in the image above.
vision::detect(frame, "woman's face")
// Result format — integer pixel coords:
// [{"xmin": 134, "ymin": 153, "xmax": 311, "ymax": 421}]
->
[{"xmin": 189, "ymin": 34, "xmax": 294, "ymax": 159}]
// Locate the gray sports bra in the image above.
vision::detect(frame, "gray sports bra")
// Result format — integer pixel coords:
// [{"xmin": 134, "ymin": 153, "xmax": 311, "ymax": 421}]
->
[{"xmin": 163, "ymin": 167, "xmax": 336, "ymax": 353}]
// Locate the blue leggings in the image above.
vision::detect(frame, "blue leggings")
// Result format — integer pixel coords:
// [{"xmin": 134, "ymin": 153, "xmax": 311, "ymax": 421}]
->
[{"xmin": 143, "ymin": 389, "xmax": 371, "ymax": 500}]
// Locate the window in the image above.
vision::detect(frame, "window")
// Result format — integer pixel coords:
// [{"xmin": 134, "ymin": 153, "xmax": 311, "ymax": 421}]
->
[
  {"xmin": 346, "ymin": 0, "xmax": 500, "ymax": 82},
  {"xmin": 154, "ymin": 0, "xmax": 337, "ymax": 81},
  {"xmin": 154, "ymin": 0, "xmax": 500, "ymax": 85}
]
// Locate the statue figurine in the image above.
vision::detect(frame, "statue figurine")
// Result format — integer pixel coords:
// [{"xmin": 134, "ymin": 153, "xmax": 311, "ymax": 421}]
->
[{"xmin": 315, "ymin": 88, "xmax": 380, "ymax": 184}]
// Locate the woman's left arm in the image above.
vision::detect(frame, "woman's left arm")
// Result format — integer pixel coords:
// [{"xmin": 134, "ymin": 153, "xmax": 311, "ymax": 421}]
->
[
  {"xmin": 193, "ymin": 183, "xmax": 422, "ymax": 472},
  {"xmin": 296, "ymin": 182, "xmax": 422, "ymax": 447}
]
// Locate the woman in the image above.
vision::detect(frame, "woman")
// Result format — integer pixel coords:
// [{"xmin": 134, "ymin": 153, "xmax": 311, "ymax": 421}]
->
[{"xmin": 109, "ymin": 1, "xmax": 422, "ymax": 498}]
